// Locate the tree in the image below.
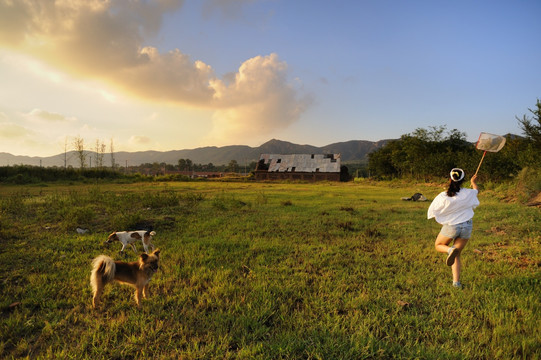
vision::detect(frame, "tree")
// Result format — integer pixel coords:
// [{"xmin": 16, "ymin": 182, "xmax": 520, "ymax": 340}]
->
[
  {"xmin": 227, "ymin": 159, "xmax": 240, "ymax": 173},
  {"xmin": 411, "ymin": 125, "xmax": 447, "ymax": 142},
  {"xmin": 516, "ymin": 98, "xmax": 541, "ymax": 149},
  {"xmin": 95, "ymin": 139, "xmax": 106, "ymax": 169},
  {"xmin": 151, "ymin": 162, "xmax": 162, "ymax": 174},
  {"xmin": 178, "ymin": 159, "xmax": 193, "ymax": 171},
  {"xmin": 178, "ymin": 159, "xmax": 186, "ymax": 171},
  {"xmin": 368, "ymin": 126, "xmax": 475, "ymax": 180},
  {"xmin": 73, "ymin": 136, "xmax": 87, "ymax": 169},
  {"xmin": 110, "ymin": 138, "xmax": 116, "ymax": 170},
  {"xmin": 248, "ymin": 161, "xmax": 258, "ymax": 172},
  {"xmin": 368, "ymin": 140, "xmax": 399, "ymax": 178}
]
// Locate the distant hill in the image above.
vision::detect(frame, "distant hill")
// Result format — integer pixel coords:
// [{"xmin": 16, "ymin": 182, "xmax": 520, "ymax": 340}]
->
[{"xmin": 0, "ymin": 138, "xmax": 391, "ymax": 168}]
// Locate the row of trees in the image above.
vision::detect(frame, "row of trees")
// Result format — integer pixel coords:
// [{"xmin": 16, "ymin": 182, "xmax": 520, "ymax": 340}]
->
[
  {"xmin": 0, "ymin": 159, "xmax": 258, "ymax": 184},
  {"xmin": 130, "ymin": 159, "xmax": 259, "ymax": 175},
  {"xmin": 68, "ymin": 137, "xmax": 257, "ymax": 173},
  {"xmin": 0, "ymin": 166, "xmax": 124, "ymax": 184},
  {"xmin": 70, "ymin": 136, "xmax": 115, "ymax": 169},
  {"xmin": 368, "ymin": 99, "xmax": 541, "ymax": 180},
  {"xmin": 176, "ymin": 159, "xmax": 257, "ymax": 173}
]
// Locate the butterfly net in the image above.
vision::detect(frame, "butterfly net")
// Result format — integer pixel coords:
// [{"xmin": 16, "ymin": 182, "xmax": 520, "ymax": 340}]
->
[{"xmin": 475, "ymin": 132, "xmax": 506, "ymax": 152}]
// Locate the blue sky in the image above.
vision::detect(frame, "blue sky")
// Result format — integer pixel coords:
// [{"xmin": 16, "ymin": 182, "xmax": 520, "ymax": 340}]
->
[{"xmin": 0, "ymin": 0, "xmax": 539, "ymax": 157}]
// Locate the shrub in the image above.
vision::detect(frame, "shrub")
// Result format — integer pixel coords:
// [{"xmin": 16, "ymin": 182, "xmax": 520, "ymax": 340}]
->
[
  {"xmin": 515, "ymin": 167, "xmax": 541, "ymax": 202},
  {"xmin": 182, "ymin": 192, "xmax": 205, "ymax": 209}
]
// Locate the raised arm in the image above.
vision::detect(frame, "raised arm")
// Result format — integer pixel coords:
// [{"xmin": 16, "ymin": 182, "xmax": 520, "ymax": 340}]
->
[{"xmin": 470, "ymin": 174, "xmax": 479, "ymax": 191}]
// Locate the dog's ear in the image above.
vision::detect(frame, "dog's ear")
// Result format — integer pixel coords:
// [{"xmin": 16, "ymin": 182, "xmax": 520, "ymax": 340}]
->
[
  {"xmin": 153, "ymin": 249, "xmax": 161, "ymax": 258},
  {"xmin": 140, "ymin": 253, "xmax": 149, "ymax": 262}
]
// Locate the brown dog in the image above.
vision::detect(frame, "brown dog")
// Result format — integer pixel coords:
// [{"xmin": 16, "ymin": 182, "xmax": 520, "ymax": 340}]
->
[{"xmin": 90, "ymin": 249, "xmax": 160, "ymax": 308}]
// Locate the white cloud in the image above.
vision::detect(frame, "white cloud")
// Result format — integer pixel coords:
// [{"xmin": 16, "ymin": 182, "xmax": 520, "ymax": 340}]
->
[
  {"xmin": 0, "ymin": 0, "xmax": 214, "ymax": 104},
  {"xmin": 0, "ymin": 121, "xmax": 30, "ymax": 139},
  {"xmin": 26, "ymin": 109, "xmax": 76, "ymax": 123},
  {"xmin": 130, "ymin": 135, "xmax": 151, "ymax": 145},
  {"xmin": 0, "ymin": 0, "xmax": 310, "ymax": 148},
  {"xmin": 208, "ymin": 54, "xmax": 312, "ymax": 141}
]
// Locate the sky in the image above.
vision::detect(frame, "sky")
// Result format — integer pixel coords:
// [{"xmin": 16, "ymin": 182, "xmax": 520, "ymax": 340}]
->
[{"xmin": 0, "ymin": 0, "xmax": 540, "ymax": 157}]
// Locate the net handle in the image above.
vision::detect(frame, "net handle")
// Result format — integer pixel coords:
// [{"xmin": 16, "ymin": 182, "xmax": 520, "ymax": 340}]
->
[{"xmin": 474, "ymin": 151, "xmax": 487, "ymax": 177}]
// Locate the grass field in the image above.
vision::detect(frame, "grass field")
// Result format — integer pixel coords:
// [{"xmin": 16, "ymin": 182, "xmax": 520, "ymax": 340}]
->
[{"xmin": 0, "ymin": 180, "xmax": 539, "ymax": 359}]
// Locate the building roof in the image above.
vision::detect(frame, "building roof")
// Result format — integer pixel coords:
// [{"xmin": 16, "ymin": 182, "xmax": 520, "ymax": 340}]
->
[{"xmin": 256, "ymin": 154, "xmax": 341, "ymax": 173}]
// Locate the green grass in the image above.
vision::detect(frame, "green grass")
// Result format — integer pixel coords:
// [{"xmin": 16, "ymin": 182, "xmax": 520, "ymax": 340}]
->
[{"xmin": 0, "ymin": 180, "xmax": 539, "ymax": 359}]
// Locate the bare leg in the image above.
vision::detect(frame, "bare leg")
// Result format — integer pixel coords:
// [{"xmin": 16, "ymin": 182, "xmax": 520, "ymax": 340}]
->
[
  {"xmin": 435, "ymin": 233, "xmax": 453, "ymax": 253},
  {"xmin": 452, "ymin": 255, "xmax": 462, "ymax": 283},
  {"xmin": 435, "ymin": 234, "xmax": 469, "ymax": 285},
  {"xmin": 451, "ymin": 237, "xmax": 469, "ymax": 284}
]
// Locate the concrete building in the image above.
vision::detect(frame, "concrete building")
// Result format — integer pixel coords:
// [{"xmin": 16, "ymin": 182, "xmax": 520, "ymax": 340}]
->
[{"xmin": 254, "ymin": 153, "xmax": 342, "ymax": 181}]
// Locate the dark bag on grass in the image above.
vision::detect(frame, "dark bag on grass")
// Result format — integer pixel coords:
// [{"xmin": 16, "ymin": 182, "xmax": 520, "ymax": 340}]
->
[{"xmin": 401, "ymin": 193, "xmax": 428, "ymax": 202}]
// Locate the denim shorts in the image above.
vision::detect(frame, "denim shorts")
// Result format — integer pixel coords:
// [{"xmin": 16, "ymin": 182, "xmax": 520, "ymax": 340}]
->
[{"xmin": 440, "ymin": 219, "xmax": 473, "ymax": 240}]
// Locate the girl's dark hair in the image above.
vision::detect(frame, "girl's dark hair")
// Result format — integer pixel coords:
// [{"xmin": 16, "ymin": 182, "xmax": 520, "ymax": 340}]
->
[
  {"xmin": 447, "ymin": 168, "xmax": 465, "ymax": 197},
  {"xmin": 447, "ymin": 179, "xmax": 464, "ymax": 197}
]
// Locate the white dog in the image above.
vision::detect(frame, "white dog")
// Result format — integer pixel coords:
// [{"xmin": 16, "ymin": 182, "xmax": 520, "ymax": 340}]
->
[{"xmin": 105, "ymin": 230, "xmax": 156, "ymax": 254}]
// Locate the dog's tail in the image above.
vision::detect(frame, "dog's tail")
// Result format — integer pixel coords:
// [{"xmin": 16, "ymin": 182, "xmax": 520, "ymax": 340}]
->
[
  {"xmin": 90, "ymin": 255, "xmax": 116, "ymax": 293},
  {"xmin": 148, "ymin": 231, "xmax": 156, "ymax": 236}
]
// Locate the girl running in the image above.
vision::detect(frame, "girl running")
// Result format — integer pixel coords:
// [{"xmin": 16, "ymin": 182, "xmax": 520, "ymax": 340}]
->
[{"xmin": 428, "ymin": 168, "xmax": 479, "ymax": 288}]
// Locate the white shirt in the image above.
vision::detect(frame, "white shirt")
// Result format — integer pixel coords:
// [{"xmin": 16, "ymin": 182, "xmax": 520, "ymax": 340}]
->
[{"xmin": 427, "ymin": 188, "xmax": 479, "ymax": 225}]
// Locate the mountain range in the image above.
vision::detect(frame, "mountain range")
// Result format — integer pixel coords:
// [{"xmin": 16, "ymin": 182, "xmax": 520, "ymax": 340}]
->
[{"xmin": 0, "ymin": 139, "xmax": 391, "ymax": 168}]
